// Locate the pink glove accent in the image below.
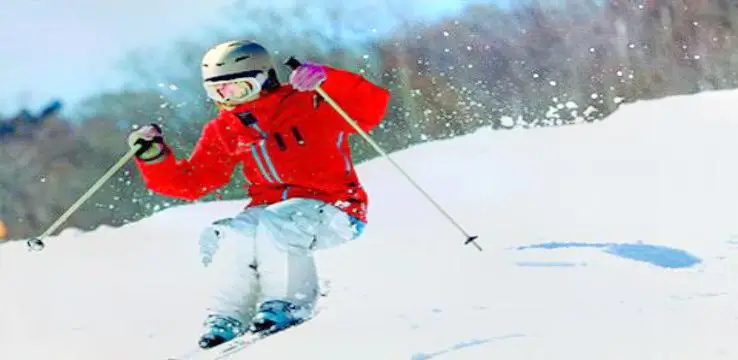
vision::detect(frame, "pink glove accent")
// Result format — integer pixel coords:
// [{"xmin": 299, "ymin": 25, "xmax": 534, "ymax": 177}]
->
[{"xmin": 288, "ymin": 62, "xmax": 327, "ymax": 92}]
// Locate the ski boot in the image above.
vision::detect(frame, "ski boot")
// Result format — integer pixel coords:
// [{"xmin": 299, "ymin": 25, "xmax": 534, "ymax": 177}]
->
[
  {"xmin": 198, "ymin": 315, "xmax": 246, "ymax": 349},
  {"xmin": 249, "ymin": 300, "xmax": 309, "ymax": 336}
]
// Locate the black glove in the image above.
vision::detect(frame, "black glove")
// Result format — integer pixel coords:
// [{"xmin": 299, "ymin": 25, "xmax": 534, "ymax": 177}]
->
[{"xmin": 127, "ymin": 124, "xmax": 167, "ymax": 163}]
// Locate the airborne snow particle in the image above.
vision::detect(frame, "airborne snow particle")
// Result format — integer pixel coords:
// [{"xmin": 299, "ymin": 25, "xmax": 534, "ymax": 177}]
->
[{"xmin": 499, "ymin": 116, "xmax": 516, "ymax": 127}]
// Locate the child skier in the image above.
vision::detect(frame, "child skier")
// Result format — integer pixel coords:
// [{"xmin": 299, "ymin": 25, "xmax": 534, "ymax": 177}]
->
[{"xmin": 127, "ymin": 40, "xmax": 390, "ymax": 348}]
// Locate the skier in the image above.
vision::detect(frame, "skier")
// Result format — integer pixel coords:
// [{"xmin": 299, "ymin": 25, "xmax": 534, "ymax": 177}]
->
[{"xmin": 126, "ymin": 40, "xmax": 390, "ymax": 349}]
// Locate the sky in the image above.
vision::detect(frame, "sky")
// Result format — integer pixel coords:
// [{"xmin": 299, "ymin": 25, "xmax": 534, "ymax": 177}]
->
[
  {"xmin": 0, "ymin": 0, "xmax": 234, "ymax": 115},
  {"xmin": 0, "ymin": 0, "xmax": 509, "ymax": 116}
]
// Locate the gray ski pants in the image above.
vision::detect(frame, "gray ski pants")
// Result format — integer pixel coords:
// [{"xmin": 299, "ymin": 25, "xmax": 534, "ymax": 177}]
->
[{"xmin": 197, "ymin": 197, "xmax": 363, "ymax": 324}]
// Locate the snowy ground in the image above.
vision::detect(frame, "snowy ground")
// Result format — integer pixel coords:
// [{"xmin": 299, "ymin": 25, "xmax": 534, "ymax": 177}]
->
[{"xmin": 3, "ymin": 90, "xmax": 738, "ymax": 359}]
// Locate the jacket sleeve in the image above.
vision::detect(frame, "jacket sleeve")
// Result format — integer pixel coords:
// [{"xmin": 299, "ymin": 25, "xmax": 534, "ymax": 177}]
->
[
  {"xmin": 133, "ymin": 121, "xmax": 237, "ymax": 201},
  {"xmin": 319, "ymin": 66, "xmax": 391, "ymax": 134}
]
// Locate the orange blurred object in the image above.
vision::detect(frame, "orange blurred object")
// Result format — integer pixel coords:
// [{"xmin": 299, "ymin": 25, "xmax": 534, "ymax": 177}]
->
[{"xmin": 0, "ymin": 220, "xmax": 7, "ymax": 240}]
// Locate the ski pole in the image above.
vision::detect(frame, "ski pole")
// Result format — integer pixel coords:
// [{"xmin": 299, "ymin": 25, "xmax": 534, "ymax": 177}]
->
[
  {"xmin": 27, "ymin": 145, "xmax": 141, "ymax": 251},
  {"xmin": 284, "ymin": 57, "xmax": 481, "ymax": 251}
]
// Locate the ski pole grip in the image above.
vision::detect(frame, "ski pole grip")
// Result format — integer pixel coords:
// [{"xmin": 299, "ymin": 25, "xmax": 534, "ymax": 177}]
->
[{"xmin": 284, "ymin": 57, "xmax": 302, "ymax": 71}]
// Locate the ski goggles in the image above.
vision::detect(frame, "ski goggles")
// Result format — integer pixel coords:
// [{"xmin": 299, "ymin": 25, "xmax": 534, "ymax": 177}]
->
[{"xmin": 203, "ymin": 72, "xmax": 268, "ymax": 106}]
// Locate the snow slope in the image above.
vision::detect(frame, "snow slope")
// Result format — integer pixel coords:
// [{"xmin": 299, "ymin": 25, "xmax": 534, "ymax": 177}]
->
[{"xmin": 3, "ymin": 89, "xmax": 738, "ymax": 359}]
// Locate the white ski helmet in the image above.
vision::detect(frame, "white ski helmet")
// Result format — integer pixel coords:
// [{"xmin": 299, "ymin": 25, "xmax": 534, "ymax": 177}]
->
[{"xmin": 201, "ymin": 40, "xmax": 280, "ymax": 106}]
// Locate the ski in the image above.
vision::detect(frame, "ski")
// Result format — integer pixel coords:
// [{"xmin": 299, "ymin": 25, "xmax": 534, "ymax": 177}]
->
[
  {"xmin": 169, "ymin": 300, "xmax": 325, "ymax": 359},
  {"xmin": 168, "ymin": 312, "xmax": 317, "ymax": 360},
  {"xmin": 168, "ymin": 332, "xmax": 268, "ymax": 360}
]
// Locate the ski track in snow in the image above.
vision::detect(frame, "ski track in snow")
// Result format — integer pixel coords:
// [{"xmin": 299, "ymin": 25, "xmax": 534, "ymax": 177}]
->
[
  {"xmin": 515, "ymin": 242, "xmax": 702, "ymax": 268},
  {"xmin": 3, "ymin": 89, "xmax": 738, "ymax": 359},
  {"xmin": 410, "ymin": 334, "xmax": 526, "ymax": 360}
]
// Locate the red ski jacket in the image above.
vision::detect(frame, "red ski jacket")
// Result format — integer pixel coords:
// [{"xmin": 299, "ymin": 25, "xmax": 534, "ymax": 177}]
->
[{"xmin": 134, "ymin": 66, "xmax": 391, "ymax": 223}]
